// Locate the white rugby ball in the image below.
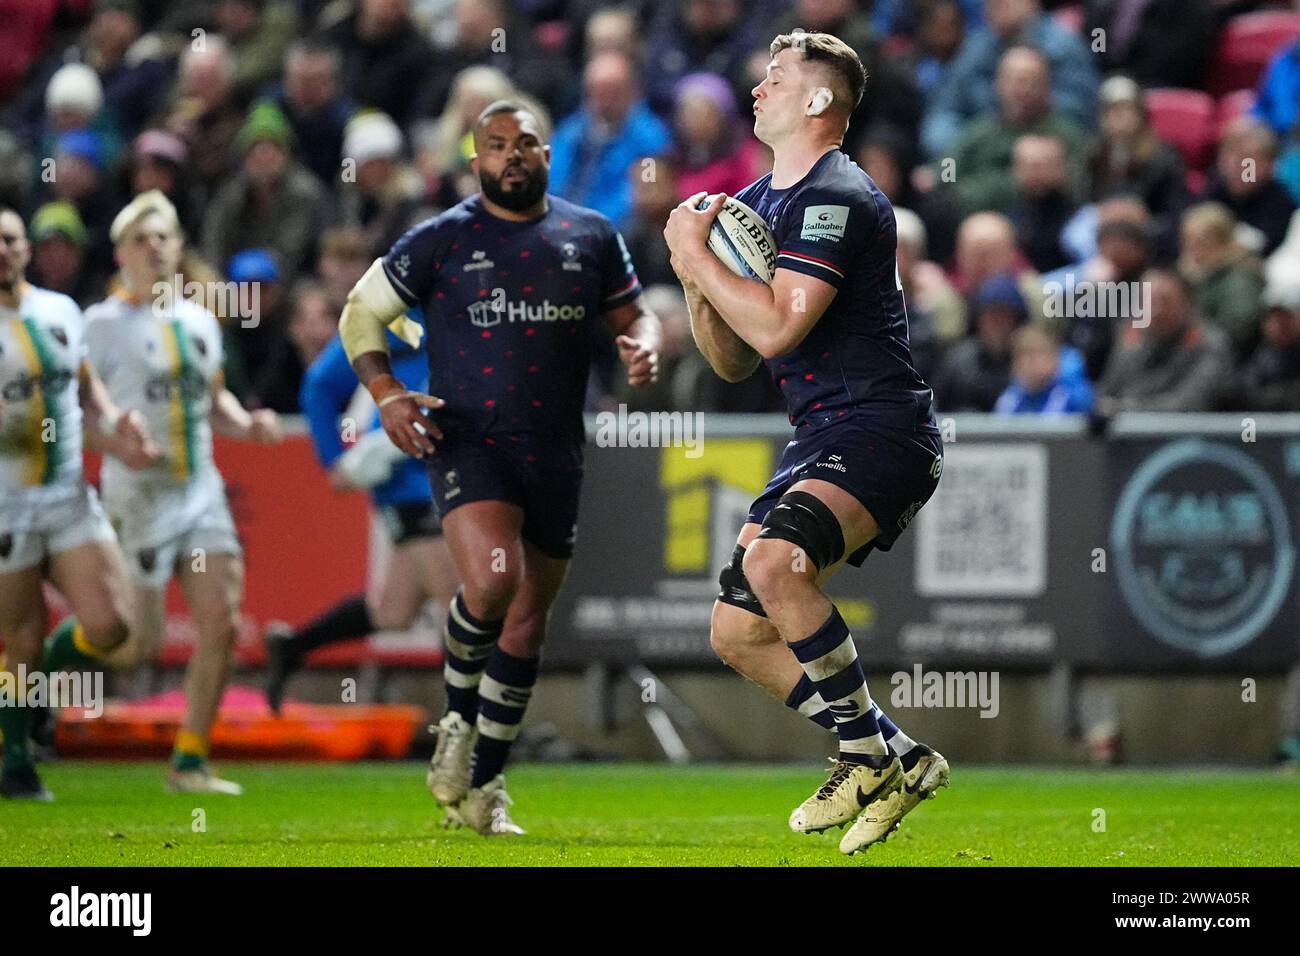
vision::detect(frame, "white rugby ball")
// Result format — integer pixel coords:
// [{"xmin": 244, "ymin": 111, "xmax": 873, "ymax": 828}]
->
[{"xmin": 699, "ymin": 196, "xmax": 776, "ymax": 283}]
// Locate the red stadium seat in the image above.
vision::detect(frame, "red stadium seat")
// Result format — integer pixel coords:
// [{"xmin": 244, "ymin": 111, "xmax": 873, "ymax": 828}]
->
[
  {"xmin": 1053, "ymin": 4, "xmax": 1084, "ymax": 35},
  {"xmin": 1216, "ymin": 88, "xmax": 1257, "ymax": 137},
  {"xmin": 881, "ymin": 34, "xmax": 915, "ymax": 61},
  {"xmin": 0, "ymin": 0, "xmax": 59, "ymax": 101},
  {"xmin": 1144, "ymin": 88, "xmax": 1217, "ymax": 171},
  {"xmin": 534, "ymin": 20, "xmax": 568, "ymax": 56},
  {"xmin": 1209, "ymin": 12, "xmax": 1300, "ymax": 97}
]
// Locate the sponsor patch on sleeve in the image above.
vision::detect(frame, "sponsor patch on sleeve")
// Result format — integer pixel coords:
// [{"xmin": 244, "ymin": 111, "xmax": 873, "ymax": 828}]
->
[{"xmin": 800, "ymin": 204, "xmax": 849, "ymax": 242}]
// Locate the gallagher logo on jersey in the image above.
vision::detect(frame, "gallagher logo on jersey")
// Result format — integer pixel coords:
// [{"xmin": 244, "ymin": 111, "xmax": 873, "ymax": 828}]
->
[{"xmin": 801, "ymin": 205, "xmax": 849, "ymax": 242}]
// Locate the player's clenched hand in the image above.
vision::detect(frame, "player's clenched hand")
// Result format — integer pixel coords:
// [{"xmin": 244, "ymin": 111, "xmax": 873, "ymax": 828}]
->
[
  {"xmin": 110, "ymin": 408, "xmax": 161, "ymax": 470},
  {"xmin": 663, "ymin": 191, "xmax": 724, "ymax": 261},
  {"xmin": 616, "ymin": 334, "xmax": 659, "ymax": 387},
  {"xmin": 378, "ymin": 391, "xmax": 445, "ymax": 458},
  {"xmin": 367, "ymin": 372, "xmax": 445, "ymax": 458}
]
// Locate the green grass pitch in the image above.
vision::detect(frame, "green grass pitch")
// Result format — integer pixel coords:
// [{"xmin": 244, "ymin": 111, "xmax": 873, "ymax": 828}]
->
[{"xmin": 4, "ymin": 761, "xmax": 1298, "ymax": 866}]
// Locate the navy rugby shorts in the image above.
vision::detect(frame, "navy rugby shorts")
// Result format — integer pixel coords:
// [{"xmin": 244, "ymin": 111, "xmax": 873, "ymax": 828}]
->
[
  {"xmin": 426, "ymin": 435, "xmax": 583, "ymax": 560},
  {"xmin": 747, "ymin": 418, "xmax": 943, "ymax": 566}
]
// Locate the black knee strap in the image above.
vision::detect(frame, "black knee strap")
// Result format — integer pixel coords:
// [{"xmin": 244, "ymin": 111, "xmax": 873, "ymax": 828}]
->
[
  {"xmin": 756, "ymin": 490, "xmax": 845, "ymax": 572},
  {"xmin": 717, "ymin": 543, "xmax": 767, "ymax": 617}
]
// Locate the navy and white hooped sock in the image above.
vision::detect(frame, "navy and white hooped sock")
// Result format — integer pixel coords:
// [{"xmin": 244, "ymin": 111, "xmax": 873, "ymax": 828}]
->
[
  {"xmin": 785, "ymin": 674, "xmax": 835, "ymax": 730},
  {"xmin": 470, "ymin": 649, "xmax": 540, "ymax": 787},
  {"xmin": 785, "ymin": 674, "xmax": 922, "ymax": 765},
  {"xmin": 443, "ymin": 591, "xmax": 503, "ymax": 722},
  {"xmin": 874, "ymin": 705, "xmax": 923, "ymax": 769},
  {"xmin": 788, "ymin": 607, "xmax": 888, "ymax": 762}
]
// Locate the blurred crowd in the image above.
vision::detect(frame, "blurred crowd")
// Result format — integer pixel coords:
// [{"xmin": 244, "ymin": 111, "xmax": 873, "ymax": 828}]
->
[{"xmin": 4, "ymin": 0, "xmax": 1300, "ymax": 418}]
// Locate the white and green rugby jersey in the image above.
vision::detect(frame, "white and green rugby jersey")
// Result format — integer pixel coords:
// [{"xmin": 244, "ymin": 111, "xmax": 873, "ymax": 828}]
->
[
  {"xmin": 84, "ymin": 291, "xmax": 223, "ymax": 490},
  {"xmin": 0, "ymin": 283, "xmax": 88, "ymax": 497}
]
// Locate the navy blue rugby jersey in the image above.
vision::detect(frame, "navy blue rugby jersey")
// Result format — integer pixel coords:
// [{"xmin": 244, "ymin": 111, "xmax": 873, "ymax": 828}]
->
[
  {"xmin": 381, "ymin": 194, "xmax": 641, "ymax": 455},
  {"xmin": 733, "ymin": 148, "xmax": 937, "ymax": 433}
]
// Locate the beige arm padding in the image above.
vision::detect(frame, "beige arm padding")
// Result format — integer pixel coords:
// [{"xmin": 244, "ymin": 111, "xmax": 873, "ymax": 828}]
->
[{"xmin": 339, "ymin": 258, "xmax": 424, "ymax": 363}]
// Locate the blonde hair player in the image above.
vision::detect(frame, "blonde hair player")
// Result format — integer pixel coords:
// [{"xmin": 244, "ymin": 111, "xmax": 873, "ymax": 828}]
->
[
  {"xmin": 0, "ymin": 205, "xmax": 156, "ymax": 801},
  {"xmin": 82, "ymin": 191, "xmax": 282, "ymax": 794},
  {"xmin": 664, "ymin": 32, "xmax": 949, "ymax": 855}
]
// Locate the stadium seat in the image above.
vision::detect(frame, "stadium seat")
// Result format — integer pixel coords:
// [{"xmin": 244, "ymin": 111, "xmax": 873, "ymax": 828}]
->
[
  {"xmin": 1209, "ymin": 12, "xmax": 1300, "ymax": 97},
  {"xmin": 1216, "ymin": 88, "xmax": 1257, "ymax": 137},
  {"xmin": 1053, "ymin": 4, "xmax": 1084, "ymax": 35},
  {"xmin": 1144, "ymin": 88, "xmax": 1217, "ymax": 171},
  {"xmin": 534, "ymin": 19, "xmax": 568, "ymax": 55},
  {"xmin": 0, "ymin": 0, "xmax": 59, "ymax": 101},
  {"xmin": 881, "ymin": 34, "xmax": 915, "ymax": 61}
]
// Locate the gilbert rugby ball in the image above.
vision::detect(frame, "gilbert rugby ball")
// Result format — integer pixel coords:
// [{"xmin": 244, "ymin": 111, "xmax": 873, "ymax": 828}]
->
[{"xmin": 698, "ymin": 196, "xmax": 776, "ymax": 283}]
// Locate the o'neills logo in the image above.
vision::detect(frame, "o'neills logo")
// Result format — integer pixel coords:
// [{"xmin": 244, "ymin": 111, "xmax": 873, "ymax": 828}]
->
[{"xmin": 467, "ymin": 296, "xmax": 586, "ymax": 328}]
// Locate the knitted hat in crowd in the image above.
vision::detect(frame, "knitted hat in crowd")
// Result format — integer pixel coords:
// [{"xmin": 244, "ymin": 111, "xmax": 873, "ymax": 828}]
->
[
  {"xmin": 46, "ymin": 63, "xmax": 104, "ymax": 117},
  {"xmin": 674, "ymin": 72, "xmax": 738, "ymax": 118},
  {"xmin": 1098, "ymin": 75, "xmax": 1142, "ymax": 108},
  {"xmin": 31, "ymin": 201, "xmax": 88, "ymax": 248},
  {"xmin": 235, "ymin": 101, "xmax": 296, "ymax": 154},
  {"xmin": 973, "ymin": 272, "xmax": 1029, "ymax": 323},
  {"xmin": 56, "ymin": 129, "xmax": 106, "ymax": 170},
  {"xmin": 227, "ymin": 248, "xmax": 281, "ymax": 284},
  {"xmin": 135, "ymin": 128, "xmax": 189, "ymax": 167},
  {"xmin": 342, "ymin": 111, "xmax": 404, "ymax": 167}
]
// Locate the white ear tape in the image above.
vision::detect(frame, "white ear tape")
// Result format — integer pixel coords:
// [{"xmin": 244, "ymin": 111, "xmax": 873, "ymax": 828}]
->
[{"xmin": 808, "ymin": 87, "xmax": 833, "ymax": 116}]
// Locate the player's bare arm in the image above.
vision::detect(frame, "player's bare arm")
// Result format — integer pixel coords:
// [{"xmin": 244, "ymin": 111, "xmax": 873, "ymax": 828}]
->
[
  {"xmin": 340, "ymin": 258, "xmax": 445, "ymax": 458},
  {"xmin": 665, "ymin": 192, "xmax": 837, "ymax": 358},
  {"xmin": 209, "ymin": 370, "xmax": 282, "ymax": 444},
  {"xmin": 666, "ymin": 192, "xmax": 761, "ymax": 377},
  {"xmin": 604, "ymin": 296, "xmax": 662, "ymax": 387},
  {"xmin": 672, "ymin": 252, "xmax": 760, "ymax": 382},
  {"xmin": 78, "ymin": 359, "xmax": 159, "ymax": 468}
]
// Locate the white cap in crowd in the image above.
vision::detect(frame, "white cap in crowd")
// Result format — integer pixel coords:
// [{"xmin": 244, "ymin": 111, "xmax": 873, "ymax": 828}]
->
[
  {"xmin": 46, "ymin": 63, "xmax": 104, "ymax": 117},
  {"xmin": 343, "ymin": 111, "xmax": 404, "ymax": 168}
]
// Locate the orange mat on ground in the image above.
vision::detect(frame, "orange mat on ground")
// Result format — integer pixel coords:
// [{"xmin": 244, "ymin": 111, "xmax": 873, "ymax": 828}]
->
[{"xmin": 56, "ymin": 686, "xmax": 427, "ymax": 761}]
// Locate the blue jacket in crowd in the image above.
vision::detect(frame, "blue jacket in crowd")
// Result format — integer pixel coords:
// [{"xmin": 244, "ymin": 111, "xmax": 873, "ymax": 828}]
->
[{"xmin": 300, "ymin": 322, "xmax": 432, "ymax": 508}]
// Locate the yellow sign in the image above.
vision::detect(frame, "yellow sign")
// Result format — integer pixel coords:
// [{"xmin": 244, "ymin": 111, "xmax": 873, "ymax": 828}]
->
[{"xmin": 659, "ymin": 439, "xmax": 772, "ymax": 573}]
